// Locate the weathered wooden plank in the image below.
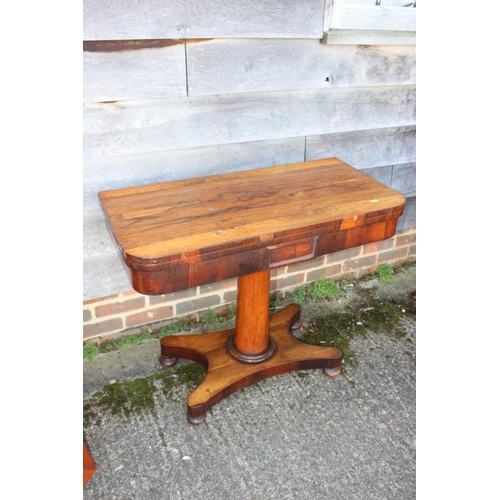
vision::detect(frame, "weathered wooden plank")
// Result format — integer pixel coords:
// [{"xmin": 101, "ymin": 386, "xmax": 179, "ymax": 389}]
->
[
  {"xmin": 83, "ymin": 40, "xmax": 186, "ymax": 103},
  {"xmin": 396, "ymin": 195, "xmax": 415, "ymax": 231},
  {"xmin": 338, "ymin": 6, "xmax": 416, "ymax": 31},
  {"xmin": 391, "ymin": 162, "xmax": 416, "ymax": 198},
  {"xmin": 187, "ymin": 39, "xmax": 415, "ymax": 96},
  {"xmin": 83, "ymin": 85, "xmax": 416, "ymax": 160},
  {"xmin": 306, "ymin": 125, "xmax": 416, "ymax": 169},
  {"xmin": 83, "ymin": 0, "xmax": 325, "ymax": 40},
  {"xmin": 360, "ymin": 162, "xmax": 416, "ymax": 198},
  {"xmin": 84, "ymin": 253, "xmax": 132, "ymax": 300},
  {"xmin": 84, "ymin": 207, "xmax": 134, "ymax": 299},
  {"xmin": 360, "ymin": 165, "xmax": 393, "ymax": 189},
  {"xmin": 83, "ymin": 137, "xmax": 305, "ymax": 211},
  {"xmin": 322, "ymin": 29, "xmax": 416, "ymax": 45}
]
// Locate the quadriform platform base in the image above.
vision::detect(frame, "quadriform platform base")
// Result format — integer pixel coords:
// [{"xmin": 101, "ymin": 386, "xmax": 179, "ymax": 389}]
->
[{"xmin": 99, "ymin": 158, "xmax": 405, "ymax": 424}]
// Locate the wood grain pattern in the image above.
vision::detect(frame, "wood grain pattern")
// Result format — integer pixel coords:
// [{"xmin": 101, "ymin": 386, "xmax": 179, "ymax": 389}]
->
[
  {"xmin": 83, "ymin": 0, "xmax": 325, "ymax": 40},
  {"xmin": 83, "ymin": 85, "xmax": 416, "ymax": 160},
  {"xmin": 234, "ymin": 270, "xmax": 271, "ymax": 356},
  {"xmin": 186, "ymin": 40, "xmax": 415, "ymax": 96},
  {"xmin": 99, "ymin": 158, "xmax": 405, "ymax": 294},
  {"xmin": 306, "ymin": 125, "xmax": 416, "ymax": 170},
  {"xmin": 83, "ymin": 40, "xmax": 186, "ymax": 102},
  {"xmin": 83, "ymin": 137, "xmax": 305, "ymax": 211},
  {"xmin": 160, "ymin": 304, "xmax": 342, "ymax": 424},
  {"xmin": 100, "ymin": 157, "xmax": 405, "ymax": 424}
]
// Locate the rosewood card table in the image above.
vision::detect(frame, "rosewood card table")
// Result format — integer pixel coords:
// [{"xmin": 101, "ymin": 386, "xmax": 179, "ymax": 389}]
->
[{"xmin": 99, "ymin": 158, "xmax": 406, "ymax": 424}]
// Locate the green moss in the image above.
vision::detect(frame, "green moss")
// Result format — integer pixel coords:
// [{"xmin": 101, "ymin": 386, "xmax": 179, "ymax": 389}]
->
[
  {"xmin": 89, "ymin": 377, "xmax": 157, "ymax": 418},
  {"xmin": 103, "ymin": 332, "xmax": 151, "ymax": 352},
  {"xmin": 84, "ymin": 362, "xmax": 207, "ymax": 425},
  {"xmin": 152, "ymin": 362, "xmax": 207, "ymax": 395},
  {"xmin": 298, "ymin": 295, "xmax": 415, "ymax": 367}
]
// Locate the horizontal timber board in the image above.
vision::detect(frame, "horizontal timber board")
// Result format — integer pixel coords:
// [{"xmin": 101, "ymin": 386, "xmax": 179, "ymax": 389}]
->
[
  {"xmin": 83, "ymin": 85, "xmax": 416, "ymax": 159},
  {"xmin": 306, "ymin": 125, "xmax": 416, "ymax": 169},
  {"xmin": 83, "ymin": 40, "xmax": 186, "ymax": 103},
  {"xmin": 83, "ymin": 137, "xmax": 305, "ymax": 211},
  {"xmin": 83, "ymin": 0, "xmax": 325, "ymax": 40},
  {"xmin": 84, "ymin": 254, "xmax": 132, "ymax": 301},
  {"xmin": 391, "ymin": 162, "xmax": 416, "ymax": 198},
  {"xmin": 187, "ymin": 40, "xmax": 415, "ymax": 96},
  {"xmin": 338, "ymin": 8, "xmax": 416, "ymax": 31},
  {"xmin": 322, "ymin": 29, "xmax": 416, "ymax": 45}
]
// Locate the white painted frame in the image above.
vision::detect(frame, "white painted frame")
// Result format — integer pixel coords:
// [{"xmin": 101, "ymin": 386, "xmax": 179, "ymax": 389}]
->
[{"xmin": 327, "ymin": 0, "xmax": 416, "ymax": 31}]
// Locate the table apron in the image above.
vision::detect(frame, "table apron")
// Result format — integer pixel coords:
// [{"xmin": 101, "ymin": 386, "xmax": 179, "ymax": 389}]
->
[{"xmin": 125, "ymin": 217, "xmax": 399, "ymax": 295}]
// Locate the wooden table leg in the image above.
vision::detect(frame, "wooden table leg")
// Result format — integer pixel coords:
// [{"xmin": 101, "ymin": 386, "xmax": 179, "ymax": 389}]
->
[{"xmin": 159, "ymin": 270, "xmax": 342, "ymax": 424}]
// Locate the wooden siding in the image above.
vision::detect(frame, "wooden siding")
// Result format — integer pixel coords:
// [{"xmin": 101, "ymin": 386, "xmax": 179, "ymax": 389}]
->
[
  {"xmin": 83, "ymin": 38, "xmax": 415, "ymax": 103},
  {"xmin": 306, "ymin": 125, "xmax": 415, "ymax": 168},
  {"xmin": 83, "ymin": 40, "xmax": 186, "ymax": 103},
  {"xmin": 186, "ymin": 40, "xmax": 415, "ymax": 96},
  {"xmin": 84, "ymin": 86, "xmax": 415, "ymax": 159},
  {"xmin": 82, "ymin": 0, "xmax": 417, "ymax": 301},
  {"xmin": 83, "ymin": 137, "xmax": 306, "ymax": 211},
  {"xmin": 83, "ymin": 0, "xmax": 326, "ymax": 40}
]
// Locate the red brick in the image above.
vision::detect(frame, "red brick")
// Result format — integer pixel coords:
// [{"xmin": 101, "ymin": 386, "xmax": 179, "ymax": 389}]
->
[
  {"xmin": 83, "ymin": 318, "xmax": 123, "ymax": 339},
  {"xmin": 395, "ymin": 233, "xmax": 416, "ymax": 247},
  {"xmin": 83, "ymin": 310, "xmax": 92, "ymax": 322},
  {"xmin": 356, "ymin": 266, "xmax": 379, "ymax": 279},
  {"xmin": 378, "ymin": 247, "xmax": 408, "ymax": 263},
  {"xmin": 95, "ymin": 296, "xmax": 146, "ymax": 318},
  {"xmin": 306, "ymin": 263, "xmax": 343, "ymax": 282},
  {"xmin": 286, "ymin": 255, "xmax": 325, "ymax": 273},
  {"xmin": 223, "ymin": 290, "xmax": 238, "ymax": 303},
  {"xmin": 200, "ymin": 278, "xmax": 237, "ymax": 294},
  {"xmin": 149, "ymin": 287, "xmax": 197, "ymax": 305},
  {"xmin": 271, "ymin": 267, "xmax": 287, "ymax": 278},
  {"xmin": 343, "ymin": 255, "xmax": 377, "ymax": 272},
  {"xmin": 126, "ymin": 306, "xmax": 174, "ymax": 328},
  {"xmin": 362, "ymin": 239, "xmax": 394, "ymax": 255},
  {"xmin": 325, "ymin": 247, "xmax": 360, "ymax": 264},
  {"xmin": 272, "ymin": 273, "xmax": 305, "ymax": 291},
  {"xmin": 176, "ymin": 295, "xmax": 221, "ymax": 315}
]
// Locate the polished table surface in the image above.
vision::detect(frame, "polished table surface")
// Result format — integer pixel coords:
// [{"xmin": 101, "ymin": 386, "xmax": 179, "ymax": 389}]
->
[
  {"xmin": 99, "ymin": 157, "xmax": 406, "ymax": 424},
  {"xmin": 99, "ymin": 157, "xmax": 406, "ymax": 295}
]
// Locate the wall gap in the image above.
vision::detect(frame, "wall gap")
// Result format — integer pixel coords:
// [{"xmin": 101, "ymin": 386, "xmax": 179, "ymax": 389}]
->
[{"xmin": 184, "ymin": 41, "xmax": 189, "ymax": 97}]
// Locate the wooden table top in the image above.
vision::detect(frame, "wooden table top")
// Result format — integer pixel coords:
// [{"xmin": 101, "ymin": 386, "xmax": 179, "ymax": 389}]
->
[{"xmin": 99, "ymin": 158, "xmax": 405, "ymax": 294}]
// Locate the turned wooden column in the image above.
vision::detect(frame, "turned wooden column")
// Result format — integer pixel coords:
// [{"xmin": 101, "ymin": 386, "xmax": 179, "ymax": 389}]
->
[{"xmin": 227, "ymin": 270, "xmax": 276, "ymax": 363}]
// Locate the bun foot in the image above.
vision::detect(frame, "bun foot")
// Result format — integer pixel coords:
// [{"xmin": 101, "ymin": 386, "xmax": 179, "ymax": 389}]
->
[
  {"xmin": 187, "ymin": 412, "xmax": 206, "ymax": 425},
  {"xmin": 323, "ymin": 366, "xmax": 341, "ymax": 378},
  {"xmin": 159, "ymin": 355, "xmax": 178, "ymax": 367}
]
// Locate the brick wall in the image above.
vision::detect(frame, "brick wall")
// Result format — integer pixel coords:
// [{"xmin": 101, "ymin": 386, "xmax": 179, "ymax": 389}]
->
[{"xmin": 83, "ymin": 227, "xmax": 416, "ymax": 343}]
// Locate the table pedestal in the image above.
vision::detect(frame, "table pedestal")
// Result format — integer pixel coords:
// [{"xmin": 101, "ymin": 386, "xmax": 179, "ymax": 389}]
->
[{"xmin": 159, "ymin": 270, "xmax": 342, "ymax": 424}]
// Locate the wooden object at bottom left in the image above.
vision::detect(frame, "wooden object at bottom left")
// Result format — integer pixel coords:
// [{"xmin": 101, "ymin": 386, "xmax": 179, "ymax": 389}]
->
[{"xmin": 83, "ymin": 441, "xmax": 97, "ymax": 485}]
